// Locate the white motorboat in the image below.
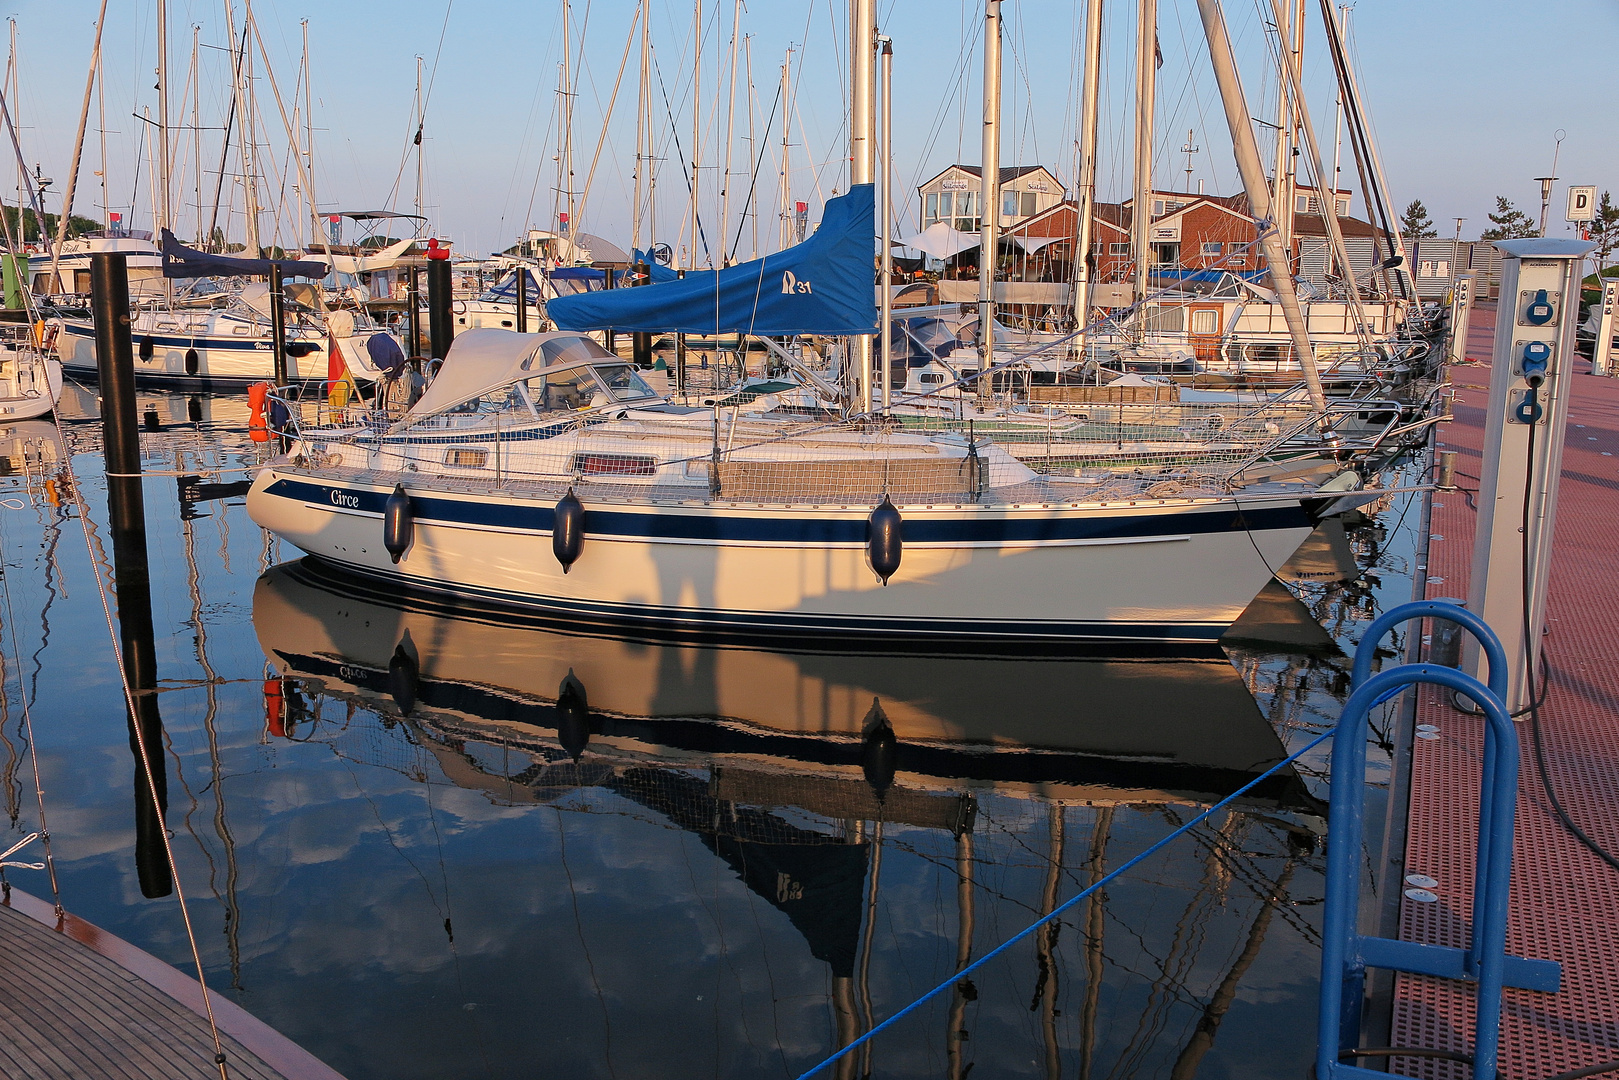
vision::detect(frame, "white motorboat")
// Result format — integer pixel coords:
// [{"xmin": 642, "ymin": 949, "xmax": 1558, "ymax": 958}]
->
[
  {"xmin": 51, "ymin": 284, "xmax": 398, "ymax": 391},
  {"xmin": 0, "ymin": 324, "xmax": 63, "ymax": 420},
  {"xmin": 247, "ymin": 329, "xmax": 1370, "ymax": 646}
]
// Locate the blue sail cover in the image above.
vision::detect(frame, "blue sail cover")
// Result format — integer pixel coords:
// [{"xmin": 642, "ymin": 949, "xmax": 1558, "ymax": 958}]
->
[
  {"xmin": 549, "ymin": 185, "xmax": 877, "ymax": 335},
  {"xmin": 160, "ymin": 229, "xmax": 328, "ymax": 279},
  {"xmin": 630, "ymin": 249, "xmax": 680, "ymax": 283}
]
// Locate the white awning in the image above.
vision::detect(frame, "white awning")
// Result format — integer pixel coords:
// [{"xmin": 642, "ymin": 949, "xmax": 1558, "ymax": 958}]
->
[
  {"xmin": 1012, "ymin": 234, "xmax": 1063, "ymax": 254},
  {"xmin": 896, "ymin": 222, "xmax": 980, "ymax": 259},
  {"xmin": 306, "ymin": 237, "xmax": 419, "ymax": 274}
]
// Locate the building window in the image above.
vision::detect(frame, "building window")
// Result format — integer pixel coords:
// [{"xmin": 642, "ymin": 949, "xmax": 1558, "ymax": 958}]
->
[
  {"xmin": 1335, "ymin": 198, "xmax": 1350, "ymax": 216},
  {"xmin": 1108, "ymin": 243, "xmax": 1130, "ymax": 255},
  {"xmin": 938, "ymin": 192, "xmax": 954, "ymax": 220},
  {"xmin": 1092, "ymin": 242, "xmax": 1106, "ymax": 254},
  {"xmin": 1021, "ymin": 191, "xmax": 1038, "ymax": 216},
  {"xmin": 1002, "ymin": 190, "xmax": 1019, "ymax": 217},
  {"xmin": 1201, "ymin": 242, "xmax": 1222, "ymax": 256},
  {"xmin": 1152, "ymin": 200, "xmax": 1165, "ymax": 217},
  {"xmin": 925, "ymin": 193, "xmax": 938, "ymax": 224}
]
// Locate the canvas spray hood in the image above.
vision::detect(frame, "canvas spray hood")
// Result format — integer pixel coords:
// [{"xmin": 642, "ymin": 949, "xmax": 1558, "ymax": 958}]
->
[{"xmin": 548, "ymin": 186, "xmax": 878, "ymax": 336}]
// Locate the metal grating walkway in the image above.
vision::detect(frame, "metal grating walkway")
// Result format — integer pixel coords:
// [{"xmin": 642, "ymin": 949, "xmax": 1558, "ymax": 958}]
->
[{"xmin": 1392, "ymin": 301, "xmax": 1619, "ymax": 1078}]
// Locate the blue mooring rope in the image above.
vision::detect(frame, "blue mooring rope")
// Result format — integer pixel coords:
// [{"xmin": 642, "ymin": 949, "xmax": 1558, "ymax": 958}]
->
[{"xmin": 793, "ymin": 726, "xmax": 1337, "ymax": 1080}]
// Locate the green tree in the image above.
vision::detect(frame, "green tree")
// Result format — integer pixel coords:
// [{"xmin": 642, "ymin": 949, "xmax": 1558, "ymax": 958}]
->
[
  {"xmin": 1480, "ymin": 195, "xmax": 1536, "ymax": 240},
  {"xmin": 1400, "ymin": 198, "xmax": 1437, "ymax": 239},
  {"xmin": 1588, "ymin": 191, "xmax": 1619, "ymax": 271}
]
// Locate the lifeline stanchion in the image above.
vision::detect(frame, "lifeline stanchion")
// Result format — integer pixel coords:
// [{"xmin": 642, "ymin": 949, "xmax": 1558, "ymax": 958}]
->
[{"xmin": 1318, "ymin": 600, "xmax": 1561, "ymax": 1080}]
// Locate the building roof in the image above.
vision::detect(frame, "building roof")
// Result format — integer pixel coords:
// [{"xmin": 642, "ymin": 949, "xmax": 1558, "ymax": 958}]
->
[{"xmin": 919, "ymin": 164, "xmax": 1061, "ymax": 188}]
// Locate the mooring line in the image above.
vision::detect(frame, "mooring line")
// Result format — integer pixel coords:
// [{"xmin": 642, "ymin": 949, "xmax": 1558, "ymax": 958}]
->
[{"xmin": 792, "ymin": 725, "xmax": 1336, "ymax": 1080}]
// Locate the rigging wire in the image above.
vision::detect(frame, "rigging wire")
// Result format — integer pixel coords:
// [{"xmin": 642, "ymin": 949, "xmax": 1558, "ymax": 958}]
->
[{"xmin": 52, "ymin": 429, "xmax": 236, "ymax": 1079}]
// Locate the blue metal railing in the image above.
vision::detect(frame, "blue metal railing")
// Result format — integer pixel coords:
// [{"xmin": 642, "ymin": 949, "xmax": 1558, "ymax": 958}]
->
[{"xmin": 1318, "ymin": 600, "xmax": 1561, "ymax": 1080}]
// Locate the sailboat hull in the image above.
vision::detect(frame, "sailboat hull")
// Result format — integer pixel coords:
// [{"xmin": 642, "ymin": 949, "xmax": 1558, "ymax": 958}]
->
[
  {"xmin": 247, "ymin": 465, "xmax": 1315, "ymax": 645},
  {"xmin": 52, "ymin": 319, "xmax": 385, "ymax": 390}
]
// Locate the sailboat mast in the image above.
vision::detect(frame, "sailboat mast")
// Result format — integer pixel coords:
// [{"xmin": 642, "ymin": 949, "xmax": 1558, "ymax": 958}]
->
[
  {"xmin": 978, "ymin": 0, "xmax": 1003, "ymax": 401},
  {"xmin": 1193, "ymin": 0, "xmax": 1325, "ymax": 411},
  {"xmin": 720, "ymin": 0, "xmax": 741, "ymax": 266},
  {"xmin": 51, "ymin": 0, "xmax": 110, "ymax": 292},
  {"xmin": 191, "ymin": 24, "xmax": 201, "ymax": 243},
  {"xmin": 849, "ymin": 0, "xmax": 875, "ymax": 412},
  {"xmin": 744, "ymin": 35, "xmax": 757, "ymax": 259},
  {"xmin": 779, "ymin": 48, "xmax": 791, "ymax": 251},
  {"xmin": 7, "ymin": 20, "xmax": 16, "ymax": 230},
  {"xmin": 414, "ymin": 56, "xmax": 424, "ymax": 221},
  {"xmin": 690, "ymin": 0, "xmax": 701, "ymax": 267},
  {"xmin": 632, "ymin": 0, "xmax": 649, "ymax": 253},
  {"xmin": 156, "ymin": 0, "xmax": 171, "ymax": 235},
  {"xmin": 1132, "ymin": 0, "xmax": 1156, "ymax": 306},
  {"xmin": 1071, "ymin": 0, "xmax": 1103, "ymax": 337},
  {"xmin": 1271, "ymin": 0, "xmax": 1301, "ymax": 260},
  {"xmin": 238, "ymin": 0, "xmax": 262, "ymax": 258},
  {"xmin": 879, "ymin": 35, "xmax": 892, "ymax": 413},
  {"xmin": 563, "ymin": 0, "xmax": 576, "ymax": 258},
  {"xmin": 1268, "ymin": 0, "xmax": 1365, "ymax": 332},
  {"xmin": 302, "ymin": 19, "xmax": 315, "ymax": 246}
]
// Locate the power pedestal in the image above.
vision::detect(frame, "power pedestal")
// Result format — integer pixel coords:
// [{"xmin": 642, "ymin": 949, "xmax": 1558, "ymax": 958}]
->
[
  {"xmin": 1592, "ymin": 276, "xmax": 1618, "ymax": 377},
  {"xmin": 1466, "ymin": 239, "xmax": 1595, "ymax": 711},
  {"xmin": 1447, "ymin": 274, "xmax": 1473, "ymax": 366}
]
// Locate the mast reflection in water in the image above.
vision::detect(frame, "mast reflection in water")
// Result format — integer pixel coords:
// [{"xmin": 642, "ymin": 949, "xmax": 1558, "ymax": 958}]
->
[{"xmin": 248, "ymin": 556, "xmax": 1331, "ymax": 1079}]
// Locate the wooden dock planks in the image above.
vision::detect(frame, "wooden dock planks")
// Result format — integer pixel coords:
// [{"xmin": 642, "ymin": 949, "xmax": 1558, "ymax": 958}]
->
[{"xmin": 0, "ymin": 891, "xmax": 342, "ymax": 1080}]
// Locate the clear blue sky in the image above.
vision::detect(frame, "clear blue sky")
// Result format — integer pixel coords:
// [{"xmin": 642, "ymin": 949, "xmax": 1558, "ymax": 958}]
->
[{"xmin": 8, "ymin": 0, "xmax": 1617, "ymax": 258}]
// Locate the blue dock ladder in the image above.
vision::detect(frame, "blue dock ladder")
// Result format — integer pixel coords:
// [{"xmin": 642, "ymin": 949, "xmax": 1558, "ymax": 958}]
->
[{"xmin": 1317, "ymin": 600, "xmax": 1561, "ymax": 1079}]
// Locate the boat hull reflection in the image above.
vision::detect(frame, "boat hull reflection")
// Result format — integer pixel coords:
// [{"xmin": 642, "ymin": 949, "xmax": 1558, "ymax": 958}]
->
[{"xmin": 253, "ymin": 559, "xmax": 1314, "ymax": 808}]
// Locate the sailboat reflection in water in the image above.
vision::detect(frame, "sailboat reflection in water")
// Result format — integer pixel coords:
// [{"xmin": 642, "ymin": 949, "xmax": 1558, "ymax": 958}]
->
[{"xmin": 252, "ymin": 557, "xmax": 1329, "ymax": 1073}]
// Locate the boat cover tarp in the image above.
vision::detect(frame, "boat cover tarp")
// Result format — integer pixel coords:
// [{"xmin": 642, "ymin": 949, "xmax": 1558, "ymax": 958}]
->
[
  {"xmin": 630, "ymin": 250, "xmax": 680, "ymax": 283},
  {"xmin": 160, "ymin": 229, "xmax": 327, "ymax": 279},
  {"xmin": 1153, "ymin": 267, "xmax": 1267, "ymax": 284},
  {"xmin": 549, "ymin": 185, "xmax": 877, "ymax": 335},
  {"xmin": 398, "ymin": 329, "xmax": 545, "ymax": 423}
]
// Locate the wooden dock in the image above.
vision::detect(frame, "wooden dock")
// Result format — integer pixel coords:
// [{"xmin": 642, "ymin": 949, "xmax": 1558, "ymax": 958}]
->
[
  {"xmin": 0, "ymin": 887, "xmax": 343, "ymax": 1080},
  {"xmin": 1390, "ymin": 300, "xmax": 1619, "ymax": 1078}
]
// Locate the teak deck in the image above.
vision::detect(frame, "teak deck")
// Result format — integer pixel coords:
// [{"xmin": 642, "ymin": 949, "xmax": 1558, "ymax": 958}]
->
[{"xmin": 0, "ymin": 888, "xmax": 343, "ymax": 1080}]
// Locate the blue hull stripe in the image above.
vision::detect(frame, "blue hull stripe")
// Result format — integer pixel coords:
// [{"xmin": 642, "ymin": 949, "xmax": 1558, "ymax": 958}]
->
[
  {"xmin": 266, "ymin": 476, "xmax": 1312, "ymax": 544},
  {"xmin": 57, "ymin": 322, "xmax": 322, "ymax": 352}
]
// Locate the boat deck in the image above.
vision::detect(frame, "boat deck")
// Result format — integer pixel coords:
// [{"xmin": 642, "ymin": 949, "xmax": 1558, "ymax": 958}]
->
[
  {"xmin": 0, "ymin": 888, "xmax": 343, "ymax": 1080},
  {"xmin": 1391, "ymin": 300, "xmax": 1619, "ymax": 1078}
]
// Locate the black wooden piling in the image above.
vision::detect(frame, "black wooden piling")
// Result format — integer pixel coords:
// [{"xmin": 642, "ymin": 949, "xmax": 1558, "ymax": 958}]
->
[
  {"xmin": 632, "ymin": 261, "xmax": 653, "ymax": 368},
  {"xmin": 427, "ymin": 242, "xmax": 454, "ymax": 360},
  {"xmin": 269, "ymin": 262, "xmax": 288, "ymax": 386},
  {"xmin": 90, "ymin": 251, "xmax": 171, "ymax": 899},
  {"xmin": 515, "ymin": 264, "xmax": 528, "ymax": 333}
]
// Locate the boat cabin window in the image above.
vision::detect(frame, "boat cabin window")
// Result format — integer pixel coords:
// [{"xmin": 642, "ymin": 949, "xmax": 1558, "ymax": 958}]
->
[
  {"xmin": 593, "ymin": 363, "xmax": 655, "ymax": 401},
  {"xmin": 522, "ymin": 368, "xmax": 600, "ymax": 412},
  {"xmin": 537, "ymin": 335, "xmax": 617, "ymax": 369}
]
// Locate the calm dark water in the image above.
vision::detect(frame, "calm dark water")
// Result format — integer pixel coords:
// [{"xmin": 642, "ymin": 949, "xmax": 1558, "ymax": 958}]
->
[{"xmin": 0, "ymin": 391, "xmax": 1423, "ymax": 1080}]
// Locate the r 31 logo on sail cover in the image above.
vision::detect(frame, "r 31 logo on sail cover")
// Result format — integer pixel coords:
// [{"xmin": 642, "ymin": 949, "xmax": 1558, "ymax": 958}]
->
[{"xmin": 781, "ymin": 271, "xmax": 813, "ymax": 295}]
